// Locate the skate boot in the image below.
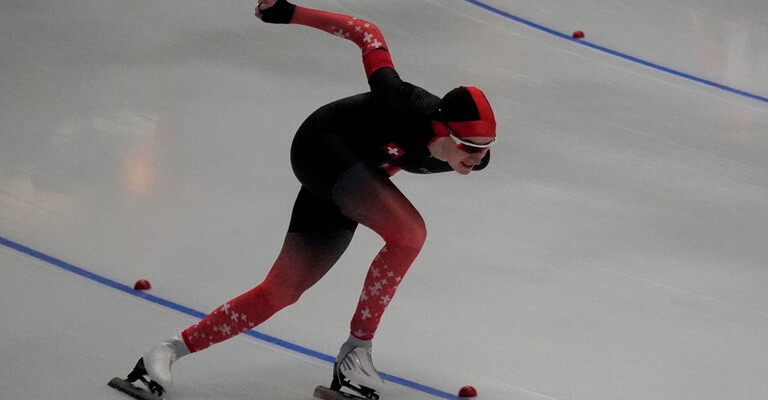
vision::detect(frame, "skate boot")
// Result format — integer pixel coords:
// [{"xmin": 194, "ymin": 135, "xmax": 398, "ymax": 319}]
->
[
  {"xmin": 108, "ymin": 335, "xmax": 190, "ymax": 400},
  {"xmin": 335, "ymin": 346, "xmax": 385, "ymax": 393},
  {"xmin": 143, "ymin": 335, "xmax": 189, "ymax": 389},
  {"xmin": 315, "ymin": 336, "xmax": 385, "ymax": 400}
]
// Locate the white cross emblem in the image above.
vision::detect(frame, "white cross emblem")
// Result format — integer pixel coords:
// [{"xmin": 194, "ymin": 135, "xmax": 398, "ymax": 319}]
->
[{"xmin": 382, "ymin": 142, "xmax": 405, "ymax": 159}]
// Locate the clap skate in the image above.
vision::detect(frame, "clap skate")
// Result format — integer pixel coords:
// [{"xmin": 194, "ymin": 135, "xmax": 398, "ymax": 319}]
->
[
  {"xmin": 108, "ymin": 335, "xmax": 188, "ymax": 400},
  {"xmin": 108, "ymin": 358, "xmax": 167, "ymax": 400},
  {"xmin": 314, "ymin": 347, "xmax": 385, "ymax": 400}
]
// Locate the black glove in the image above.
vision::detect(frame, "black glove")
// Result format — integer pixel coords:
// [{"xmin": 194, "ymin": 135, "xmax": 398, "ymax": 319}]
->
[{"xmin": 261, "ymin": 0, "xmax": 296, "ymax": 24}]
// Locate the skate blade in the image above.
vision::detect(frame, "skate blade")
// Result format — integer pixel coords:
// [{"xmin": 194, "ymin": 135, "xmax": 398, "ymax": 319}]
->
[
  {"xmin": 314, "ymin": 385, "xmax": 379, "ymax": 400},
  {"xmin": 108, "ymin": 377, "xmax": 164, "ymax": 400}
]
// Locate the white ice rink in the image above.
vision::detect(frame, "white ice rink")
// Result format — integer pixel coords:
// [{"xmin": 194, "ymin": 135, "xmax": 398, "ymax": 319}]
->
[{"xmin": 2, "ymin": 0, "xmax": 768, "ymax": 399}]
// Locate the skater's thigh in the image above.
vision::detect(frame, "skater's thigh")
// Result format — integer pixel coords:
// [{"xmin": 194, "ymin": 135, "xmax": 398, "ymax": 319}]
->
[
  {"xmin": 331, "ymin": 163, "xmax": 425, "ymax": 245},
  {"xmin": 264, "ymin": 187, "xmax": 358, "ymax": 289}
]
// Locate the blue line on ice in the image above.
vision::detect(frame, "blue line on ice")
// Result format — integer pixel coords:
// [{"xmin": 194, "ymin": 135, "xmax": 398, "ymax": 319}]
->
[
  {"xmin": 0, "ymin": 235, "xmax": 462, "ymax": 400},
  {"xmin": 464, "ymin": 0, "xmax": 768, "ymax": 104}
]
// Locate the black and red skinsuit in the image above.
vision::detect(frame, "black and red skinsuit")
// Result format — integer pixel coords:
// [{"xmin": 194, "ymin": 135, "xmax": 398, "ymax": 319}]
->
[{"xmin": 182, "ymin": 1, "xmax": 489, "ymax": 352}]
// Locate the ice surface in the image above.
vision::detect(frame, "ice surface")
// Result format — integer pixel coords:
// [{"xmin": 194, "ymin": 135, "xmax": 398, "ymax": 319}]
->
[{"xmin": 2, "ymin": 0, "xmax": 767, "ymax": 399}]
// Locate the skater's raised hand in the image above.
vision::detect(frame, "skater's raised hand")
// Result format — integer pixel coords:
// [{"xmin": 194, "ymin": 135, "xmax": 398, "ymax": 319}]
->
[
  {"xmin": 256, "ymin": 0, "xmax": 296, "ymax": 23},
  {"xmin": 254, "ymin": 0, "xmax": 276, "ymax": 18}
]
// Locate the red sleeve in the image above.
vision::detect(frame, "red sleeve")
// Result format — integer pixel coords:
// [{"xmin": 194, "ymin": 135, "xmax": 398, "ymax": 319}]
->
[{"xmin": 289, "ymin": 6, "xmax": 395, "ymax": 78}]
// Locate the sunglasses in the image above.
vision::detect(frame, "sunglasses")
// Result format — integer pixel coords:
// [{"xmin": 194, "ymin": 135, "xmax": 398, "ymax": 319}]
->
[
  {"xmin": 439, "ymin": 109, "xmax": 495, "ymax": 154},
  {"xmin": 439, "ymin": 122, "xmax": 495, "ymax": 154},
  {"xmin": 451, "ymin": 132, "xmax": 494, "ymax": 154}
]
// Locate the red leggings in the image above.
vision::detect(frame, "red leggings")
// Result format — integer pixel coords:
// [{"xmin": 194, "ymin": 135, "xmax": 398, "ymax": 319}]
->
[{"xmin": 182, "ymin": 164, "xmax": 425, "ymax": 352}]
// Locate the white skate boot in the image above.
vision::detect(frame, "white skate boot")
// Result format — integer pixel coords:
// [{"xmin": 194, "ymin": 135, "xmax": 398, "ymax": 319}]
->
[
  {"xmin": 108, "ymin": 335, "xmax": 189, "ymax": 399},
  {"xmin": 336, "ymin": 346, "xmax": 385, "ymax": 393},
  {"xmin": 142, "ymin": 335, "xmax": 189, "ymax": 390},
  {"xmin": 315, "ymin": 336, "xmax": 385, "ymax": 400}
]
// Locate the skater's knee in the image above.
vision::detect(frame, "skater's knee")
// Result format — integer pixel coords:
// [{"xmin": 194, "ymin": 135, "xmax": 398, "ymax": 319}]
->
[
  {"xmin": 384, "ymin": 213, "xmax": 427, "ymax": 250},
  {"xmin": 259, "ymin": 281, "xmax": 305, "ymax": 310},
  {"xmin": 405, "ymin": 217, "xmax": 427, "ymax": 248}
]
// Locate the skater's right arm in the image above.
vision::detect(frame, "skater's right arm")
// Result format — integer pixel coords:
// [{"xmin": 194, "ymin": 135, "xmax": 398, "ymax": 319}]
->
[
  {"xmin": 255, "ymin": 0, "xmax": 395, "ymax": 79},
  {"xmin": 257, "ymin": 0, "xmax": 432, "ymax": 156}
]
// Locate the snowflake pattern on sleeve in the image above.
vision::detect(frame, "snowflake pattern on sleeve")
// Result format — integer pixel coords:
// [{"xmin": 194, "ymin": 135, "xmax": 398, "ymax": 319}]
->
[
  {"xmin": 290, "ymin": 6, "xmax": 394, "ymax": 77},
  {"xmin": 350, "ymin": 244, "xmax": 416, "ymax": 340},
  {"xmin": 293, "ymin": 9, "xmax": 388, "ymax": 55}
]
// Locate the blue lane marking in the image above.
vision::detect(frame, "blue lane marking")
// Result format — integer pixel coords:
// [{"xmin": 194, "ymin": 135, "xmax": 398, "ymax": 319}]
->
[
  {"xmin": 463, "ymin": 0, "xmax": 768, "ymax": 104},
  {"xmin": 0, "ymin": 235, "xmax": 463, "ymax": 400}
]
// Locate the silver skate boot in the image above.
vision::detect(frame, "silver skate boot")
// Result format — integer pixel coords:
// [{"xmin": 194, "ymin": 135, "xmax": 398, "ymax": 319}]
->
[{"xmin": 329, "ymin": 336, "xmax": 385, "ymax": 399}]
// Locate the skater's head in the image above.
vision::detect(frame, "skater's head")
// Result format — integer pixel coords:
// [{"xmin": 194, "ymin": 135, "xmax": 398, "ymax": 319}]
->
[{"xmin": 430, "ymin": 86, "xmax": 496, "ymax": 175}]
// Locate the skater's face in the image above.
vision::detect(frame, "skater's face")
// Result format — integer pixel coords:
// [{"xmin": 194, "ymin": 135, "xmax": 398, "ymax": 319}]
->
[
  {"xmin": 432, "ymin": 117, "xmax": 494, "ymax": 175},
  {"xmin": 446, "ymin": 136, "xmax": 492, "ymax": 175}
]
